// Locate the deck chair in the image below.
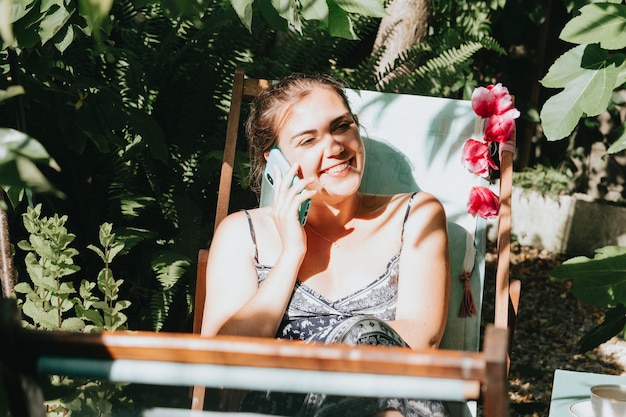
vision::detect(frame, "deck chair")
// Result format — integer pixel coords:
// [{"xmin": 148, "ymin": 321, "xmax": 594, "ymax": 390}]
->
[
  {"xmin": 0, "ymin": 69, "xmax": 517, "ymax": 417},
  {"xmin": 191, "ymin": 68, "xmax": 520, "ymax": 415}
]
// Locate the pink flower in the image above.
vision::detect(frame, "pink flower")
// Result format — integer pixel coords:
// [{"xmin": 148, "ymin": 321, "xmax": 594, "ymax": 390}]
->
[
  {"xmin": 467, "ymin": 186, "xmax": 500, "ymax": 218},
  {"xmin": 471, "ymin": 86, "xmax": 495, "ymax": 118},
  {"xmin": 484, "ymin": 108, "xmax": 520, "ymax": 143},
  {"xmin": 471, "ymin": 83, "xmax": 517, "ymax": 118},
  {"xmin": 488, "ymin": 83, "xmax": 516, "ymax": 115},
  {"xmin": 462, "ymin": 139, "xmax": 498, "ymax": 179}
]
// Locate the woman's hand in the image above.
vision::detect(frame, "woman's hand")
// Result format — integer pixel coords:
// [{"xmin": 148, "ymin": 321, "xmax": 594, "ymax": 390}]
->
[{"xmin": 271, "ymin": 163, "xmax": 315, "ymax": 254}]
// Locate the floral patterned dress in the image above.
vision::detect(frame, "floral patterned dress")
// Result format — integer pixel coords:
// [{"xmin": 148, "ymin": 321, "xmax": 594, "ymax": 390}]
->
[{"xmin": 238, "ymin": 193, "xmax": 449, "ymax": 417}]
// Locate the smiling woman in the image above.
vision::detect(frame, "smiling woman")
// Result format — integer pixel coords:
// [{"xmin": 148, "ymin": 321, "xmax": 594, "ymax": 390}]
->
[{"xmin": 200, "ymin": 73, "xmax": 451, "ymax": 417}]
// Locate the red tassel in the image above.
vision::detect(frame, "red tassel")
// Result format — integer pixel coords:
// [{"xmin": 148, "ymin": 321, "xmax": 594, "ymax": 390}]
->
[{"xmin": 459, "ymin": 271, "xmax": 477, "ymax": 318}]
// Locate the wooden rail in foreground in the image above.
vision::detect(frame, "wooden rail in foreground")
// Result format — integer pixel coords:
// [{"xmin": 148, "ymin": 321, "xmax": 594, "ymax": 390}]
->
[{"xmin": 0, "ymin": 299, "xmax": 508, "ymax": 417}]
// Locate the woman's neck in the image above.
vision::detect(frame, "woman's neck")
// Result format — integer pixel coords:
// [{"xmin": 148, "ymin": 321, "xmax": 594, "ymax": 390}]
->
[{"xmin": 306, "ymin": 192, "xmax": 362, "ymax": 229}]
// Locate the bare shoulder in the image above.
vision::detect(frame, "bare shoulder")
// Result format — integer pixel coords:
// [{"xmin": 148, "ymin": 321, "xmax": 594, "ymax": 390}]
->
[
  {"xmin": 403, "ymin": 192, "xmax": 447, "ymax": 233},
  {"xmin": 414, "ymin": 191, "xmax": 444, "ymax": 209},
  {"xmin": 214, "ymin": 207, "xmax": 276, "ymax": 244},
  {"xmin": 358, "ymin": 192, "xmax": 443, "ymax": 220},
  {"xmin": 383, "ymin": 192, "xmax": 446, "ymax": 229},
  {"xmin": 213, "ymin": 208, "xmax": 263, "ymax": 240}
]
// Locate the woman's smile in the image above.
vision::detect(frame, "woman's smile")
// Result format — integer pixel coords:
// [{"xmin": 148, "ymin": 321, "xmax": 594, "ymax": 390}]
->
[{"xmin": 320, "ymin": 159, "xmax": 352, "ymax": 176}]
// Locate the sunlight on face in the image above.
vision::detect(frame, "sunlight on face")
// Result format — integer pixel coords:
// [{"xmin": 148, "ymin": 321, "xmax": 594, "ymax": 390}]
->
[{"xmin": 275, "ymin": 87, "xmax": 365, "ymax": 200}]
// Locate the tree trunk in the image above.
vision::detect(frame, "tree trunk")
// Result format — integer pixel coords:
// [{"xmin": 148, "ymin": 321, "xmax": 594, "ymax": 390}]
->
[
  {"xmin": 373, "ymin": 0, "xmax": 431, "ymax": 85},
  {"xmin": 0, "ymin": 192, "xmax": 16, "ymax": 298}
]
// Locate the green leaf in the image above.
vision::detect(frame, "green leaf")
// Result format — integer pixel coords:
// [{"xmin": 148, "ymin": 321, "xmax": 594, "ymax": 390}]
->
[
  {"xmin": 14, "ymin": 282, "xmax": 34, "ymax": 295},
  {"xmin": 151, "ymin": 251, "xmax": 191, "ymax": 290},
  {"xmin": 540, "ymin": 44, "xmax": 620, "ymax": 141},
  {"xmin": 98, "ymin": 223, "xmax": 114, "ymax": 247},
  {"xmin": 258, "ymin": 0, "xmax": 289, "ymax": 30},
  {"xmin": 53, "ymin": 23, "xmax": 74, "ymax": 53},
  {"xmin": 83, "ymin": 309, "xmax": 103, "ymax": 327},
  {"xmin": 0, "ymin": 0, "xmax": 15, "ymax": 46},
  {"xmin": 14, "ymin": 157, "xmax": 56, "ymax": 192},
  {"xmin": 114, "ymin": 227, "xmax": 154, "ymax": 254},
  {"xmin": 578, "ymin": 304, "xmax": 626, "ymax": 353},
  {"xmin": 0, "ymin": 86, "xmax": 25, "ymax": 102},
  {"xmin": 120, "ymin": 197, "xmax": 156, "ymax": 218},
  {"xmin": 107, "ymin": 241, "xmax": 124, "ymax": 262},
  {"xmin": 88, "ymin": 244, "xmax": 106, "ymax": 262},
  {"xmin": 271, "ymin": 0, "xmax": 302, "ymax": 33},
  {"xmin": 332, "ymin": 0, "xmax": 386, "ymax": 17},
  {"xmin": 78, "ymin": 0, "xmax": 113, "ymax": 32},
  {"xmin": 61, "ymin": 317, "xmax": 86, "ymax": 331},
  {"xmin": 560, "ymin": 3, "xmax": 626, "ymax": 50},
  {"xmin": 230, "ymin": 0, "xmax": 254, "ymax": 31},
  {"xmin": 23, "ymin": 301, "xmax": 60, "ymax": 329},
  {"xmin": 327, "ymin": 1, "xmax": 356, "ymax": 40},
  {"xmin": 551, "ymin": 246, "xmax": 626, "ymax": 307},
  {"xmin": 0, "ymin": 128, "xmax": 51, "ymax": 162},
  {"xmin": 607, "ymin": 124, "xmax": 626, "ymax": 154},
  {"xmin": 301, "ymin": 0, "xmax": 328, "ymax": 22},
  {"xmin": 38, "ymin": 3, "xmax": 74, "ymax": 46}
]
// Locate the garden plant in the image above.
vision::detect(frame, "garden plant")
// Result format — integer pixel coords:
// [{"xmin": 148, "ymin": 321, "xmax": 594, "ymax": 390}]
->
[{"xmin": 540, "ymin": 0, "xmax": 626, "ymax": 352}]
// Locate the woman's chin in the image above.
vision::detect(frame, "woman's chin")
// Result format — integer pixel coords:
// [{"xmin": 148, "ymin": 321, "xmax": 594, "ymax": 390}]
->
[{"xmin": 318, "ymin": 177, "xmax": 362, "ymax": 199}]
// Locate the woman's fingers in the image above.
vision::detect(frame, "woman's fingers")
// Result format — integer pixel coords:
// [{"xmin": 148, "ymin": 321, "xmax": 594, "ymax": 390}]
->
[{"xmin": 273, "ymin": 163, "xmax": 314, "ymax": 218}]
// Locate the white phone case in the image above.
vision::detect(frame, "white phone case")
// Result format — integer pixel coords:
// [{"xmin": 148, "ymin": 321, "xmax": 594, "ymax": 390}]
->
[{"xmin": 263, "ymin": 148, "xmax": 311, "ymax": 225}]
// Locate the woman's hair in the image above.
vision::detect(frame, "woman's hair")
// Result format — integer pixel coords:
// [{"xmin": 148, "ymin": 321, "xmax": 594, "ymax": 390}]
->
[{"xmin": 246, "ymin": 73, "xmax": 354, "ymax": 194}]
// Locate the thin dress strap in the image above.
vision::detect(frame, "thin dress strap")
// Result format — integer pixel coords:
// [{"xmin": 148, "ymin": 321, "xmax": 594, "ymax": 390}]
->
[
  {"xmin": 242, "ymin": 210, "xmax": 259, "ymax": 263},
  {"xmin": 400, "ymin": 192, "xmax": 418, "ymax": 244}
]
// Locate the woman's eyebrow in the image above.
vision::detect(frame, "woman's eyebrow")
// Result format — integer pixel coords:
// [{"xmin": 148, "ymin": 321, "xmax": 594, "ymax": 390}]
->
[
  {"xmin": 289, "ymin": 112, "xmax": 353, "ymax": 142},
  {"xmin": 289, "ymin": 128, "xmax": 316, "ymax": 142}
]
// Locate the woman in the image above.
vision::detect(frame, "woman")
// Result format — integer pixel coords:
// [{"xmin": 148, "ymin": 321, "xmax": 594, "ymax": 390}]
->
[{"xmin": 201, "ymin": 73, "xmax": 451, "ymax": 417}]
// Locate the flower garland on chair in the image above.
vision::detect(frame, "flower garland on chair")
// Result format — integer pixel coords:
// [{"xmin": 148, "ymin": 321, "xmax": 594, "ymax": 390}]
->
[{"xmin": 458, "ymin": 83, "xmax": 519, "ymax": 317}]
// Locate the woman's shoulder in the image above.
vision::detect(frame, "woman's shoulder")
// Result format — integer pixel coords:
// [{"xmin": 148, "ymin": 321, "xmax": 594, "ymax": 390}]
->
[
  {"xmin": 362, "ymin": 191, "xmax": 440, "ymax": 210},
  {"xmin": 370, "ymin": 192, "xmax": 445, "ymax": 224},
  {"xmin": 215, "ymin": 207, "xmax": 272, "ymax": 236}
]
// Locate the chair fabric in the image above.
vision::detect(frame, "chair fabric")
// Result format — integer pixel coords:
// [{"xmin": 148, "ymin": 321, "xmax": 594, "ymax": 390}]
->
[{"xmin": 259, "ymin": 89, "xmax": 488, "ymax": 353}]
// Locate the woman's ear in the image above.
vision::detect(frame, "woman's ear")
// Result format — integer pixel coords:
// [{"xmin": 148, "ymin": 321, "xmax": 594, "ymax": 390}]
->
[{"xmin": 263, "ymin": 151, "xmax": 270, "ymax": 161}]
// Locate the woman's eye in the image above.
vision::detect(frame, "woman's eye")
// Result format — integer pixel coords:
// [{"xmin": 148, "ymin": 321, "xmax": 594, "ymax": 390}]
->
[
  {"xmin": 299, "ymin": 137, "xmax": 315, "ymax": 146},
  {"xmin": 335, "ymin": 122, "xmax": 352, "ymax": 132}
]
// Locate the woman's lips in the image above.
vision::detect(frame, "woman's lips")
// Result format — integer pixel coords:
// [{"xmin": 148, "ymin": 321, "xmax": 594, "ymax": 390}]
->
[{"xmin": 321, "ymin": 160, "xmax": 350, "ymax": 175}]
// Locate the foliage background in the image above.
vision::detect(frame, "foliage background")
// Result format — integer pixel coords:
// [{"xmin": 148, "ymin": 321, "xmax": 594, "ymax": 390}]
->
[{"xmin": 1, "ymin": 0, "xmax": 623, "ymax": 333}]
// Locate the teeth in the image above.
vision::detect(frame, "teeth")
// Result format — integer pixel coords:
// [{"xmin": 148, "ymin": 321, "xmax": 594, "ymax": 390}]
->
[{"xmin": 324, "ymin": 162, "xmax": 349, "ymax": 175}]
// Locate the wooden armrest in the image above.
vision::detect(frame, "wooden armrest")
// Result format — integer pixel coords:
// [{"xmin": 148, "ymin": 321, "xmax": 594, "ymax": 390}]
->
[{"xmin": 19, "ymin": 329, "xmax": 489, "ymax": 380}]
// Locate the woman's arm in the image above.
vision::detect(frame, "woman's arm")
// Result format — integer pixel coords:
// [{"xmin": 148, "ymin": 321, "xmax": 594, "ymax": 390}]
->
[
  {"xmin": 200, "ymin": 211, "xmax": 306, "ymax": 338},
  {"xmin": 388, "ymin": 192, "xmax": 450, "ymax": 350}
]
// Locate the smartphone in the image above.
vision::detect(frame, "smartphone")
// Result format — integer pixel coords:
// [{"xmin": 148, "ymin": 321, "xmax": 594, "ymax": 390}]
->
[{"xmin": 263, "ymin": 147, "xmax": 311, "ymax": 226}]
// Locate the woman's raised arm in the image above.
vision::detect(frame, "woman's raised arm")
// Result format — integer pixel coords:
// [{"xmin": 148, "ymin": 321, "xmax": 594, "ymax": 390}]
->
[{"xmin": 389, "ymin": 192, "xmax": 450, "ymax": 350}]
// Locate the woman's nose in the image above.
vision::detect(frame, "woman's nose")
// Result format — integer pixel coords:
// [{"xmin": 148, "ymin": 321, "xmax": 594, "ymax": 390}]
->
[{"xmin": 324, "ymin": 135, "xmax": 344, "ymax": 156}]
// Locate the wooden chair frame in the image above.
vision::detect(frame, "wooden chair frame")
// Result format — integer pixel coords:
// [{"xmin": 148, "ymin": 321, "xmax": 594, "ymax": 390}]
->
[
  {"xmin": 191, "ymin": 68, "xmax": 520, "ymax": 413},
  {"xmin": 0, "ymin": 298, "xmax": 508, "ymax": 417}
]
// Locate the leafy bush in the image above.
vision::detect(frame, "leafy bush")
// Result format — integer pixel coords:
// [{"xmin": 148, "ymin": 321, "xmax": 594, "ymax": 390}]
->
[
  {"xmin": 540, "ymin": 0, "xmax": 626, "ymax": 155},
  {"xmin": 15, "ymin": 204, "xmax": 130, "ymax": 332},
  {"xmin": 542, "ymin": 0, "xmax": 626, "ymax": 352},
  {"xmin": 551, "ymin": 246, "xmax": 626, "ymax": 352},
  {"xmin": 13, "ymin": 204, "xmax": 132, "ymax": 414},
  {"xmin": 513, "ymin": 165, "xmax": 575, "ymax": 197},
  {"xmin": 2, "ymin": 0, "xmax": 508, "ymax": 332}
]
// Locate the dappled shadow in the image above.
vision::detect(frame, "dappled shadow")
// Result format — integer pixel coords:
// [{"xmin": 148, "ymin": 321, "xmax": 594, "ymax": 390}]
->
[{"xmin": 482, "ymin": 242, "xmax": 626, "ymax": 417}]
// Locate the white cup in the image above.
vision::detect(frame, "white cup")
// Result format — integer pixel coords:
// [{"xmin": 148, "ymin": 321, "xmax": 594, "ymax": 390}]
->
[{"xmin": 591, "ymin": 384, "xmax": 626, "ymax": 417}]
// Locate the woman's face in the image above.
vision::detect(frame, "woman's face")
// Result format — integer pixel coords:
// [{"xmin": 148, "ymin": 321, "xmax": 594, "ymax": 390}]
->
[{"xmin": 273, "ymin": 87, "xmax": 364, "ymax": 200}]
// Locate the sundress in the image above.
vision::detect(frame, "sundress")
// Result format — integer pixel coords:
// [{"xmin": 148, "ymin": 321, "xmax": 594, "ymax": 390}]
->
[{"xmin": 238, "ymin": 193, "xmax": 449, "ymax": 417}]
